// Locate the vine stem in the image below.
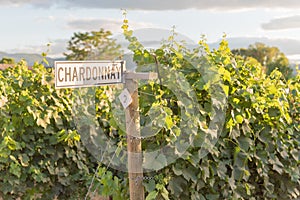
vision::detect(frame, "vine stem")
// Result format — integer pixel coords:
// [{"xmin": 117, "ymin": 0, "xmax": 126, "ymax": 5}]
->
[{"xmin": 84, "ymin": 138, "xmax": 111, "ymax": 200}]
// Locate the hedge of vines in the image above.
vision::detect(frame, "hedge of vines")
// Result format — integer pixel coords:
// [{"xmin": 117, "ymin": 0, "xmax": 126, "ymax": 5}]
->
[
  {"xmin": 121, "ymin": 19, "xmax": 300, "ymax": 199},
  {"xmin": 0, "ymin": 20, "xmax": 299, "ymax": 200}
]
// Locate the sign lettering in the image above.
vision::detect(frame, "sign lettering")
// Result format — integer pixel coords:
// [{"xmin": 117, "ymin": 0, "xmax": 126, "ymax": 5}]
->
[{"xmin": 55, "ymin": 61, "xmax": 124, "ymax": 88}]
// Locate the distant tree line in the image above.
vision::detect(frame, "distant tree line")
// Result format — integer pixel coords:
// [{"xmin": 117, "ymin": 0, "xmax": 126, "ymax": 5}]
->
[
  {"xmin": 232, "ymin": 43, "xmax": 294, "ymax": 79},
  {"xmin": 0, "ymin": 57, "xmax": 15, "ymax": 64}
]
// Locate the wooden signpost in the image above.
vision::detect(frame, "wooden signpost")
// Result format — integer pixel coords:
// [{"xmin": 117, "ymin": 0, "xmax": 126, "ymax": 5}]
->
[
  {"xmin": 55, "ymin": 61, "xmax": 157, "ymax": 200},
  {"xmin": 124, "ymin": 72, "xmax": 157, "ymax": 200}
]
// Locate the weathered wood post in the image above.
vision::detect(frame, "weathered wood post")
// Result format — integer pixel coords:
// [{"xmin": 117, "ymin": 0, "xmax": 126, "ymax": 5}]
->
[{"xmin": 124, "ymin": 72, "xmax": 157, "ymax": 200}]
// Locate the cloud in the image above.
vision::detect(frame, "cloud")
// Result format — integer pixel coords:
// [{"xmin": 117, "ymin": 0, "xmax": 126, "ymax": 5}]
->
[
  {"xmin": 47, "ymin": 39, "xmax": 68, "ymax": 57},
  {"xmin": 114, "ymin": 28, "xmax": 195, "ymax": 46},
  {"xmin": 1, "ymin": 0, "xmax": 300, "ymax": 10},
  {"xmin": 262, "ymin": 15, "xmax": 300, "ymax": 30},
  {"xmin": 8, "ymin": 39, "xmax": 67, "ymax": 58},
  {"xmin": 62, "ymin": 0, "xmax": 300, "ymax": 10},
  {"xmin": 66, "ymin": 18, "xmax": 155, "ymax": 32},
  {"xmin": 0, "ymin": 0, "xmax": 53, "ymax": 7},
  {"xmin": 35, "ymin": 15, "xmax": 56, "ymax": 23},
  {"xmin": 66, "ymin": 19, "xmax": 123, "ymax": 32}
]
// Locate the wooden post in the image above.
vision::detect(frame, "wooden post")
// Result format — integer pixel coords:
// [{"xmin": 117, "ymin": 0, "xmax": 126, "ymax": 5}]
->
[{"xmin": 124, "ymin": 72, "xmax": 157, "ymax": 200}]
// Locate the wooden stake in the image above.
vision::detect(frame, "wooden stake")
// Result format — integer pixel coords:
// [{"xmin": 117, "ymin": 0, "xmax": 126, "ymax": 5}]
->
[{"xmin": 124, "ymin": 72, "xmax": 157, "ymax": 200}]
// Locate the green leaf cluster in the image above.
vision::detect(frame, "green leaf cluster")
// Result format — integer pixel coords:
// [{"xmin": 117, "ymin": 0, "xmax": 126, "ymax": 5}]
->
[
  {"xmin": 0, "ymin": 62, "xmax": 126, "ymax": 199},
  {"xmin": 0, "ymin": 57, "xmax": 15, "ymax": 64},
  {"xmin": 232, "ymin": 43, "xmax": 294, "ymax": 80},
  {"xmin": 122, "ymin": 20, "xmax": 300, "ymax": 200}
]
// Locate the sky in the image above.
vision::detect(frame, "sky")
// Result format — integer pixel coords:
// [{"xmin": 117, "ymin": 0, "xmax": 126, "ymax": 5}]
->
[{"xmin": 1, "ymin": 0, "xmax": 300, "ymax": 62}]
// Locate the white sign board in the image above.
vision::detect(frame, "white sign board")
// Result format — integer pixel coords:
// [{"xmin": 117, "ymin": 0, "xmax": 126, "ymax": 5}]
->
[
  {"xmin": 119, "ymin": 88, "xmax": 133, "ymax": 109},
  {"xmin": 55, "ymin": 60, "xmax": 124, "ymax": 88}
]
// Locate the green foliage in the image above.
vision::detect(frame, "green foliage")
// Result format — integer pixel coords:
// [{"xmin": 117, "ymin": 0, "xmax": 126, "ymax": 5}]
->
[
  {"xmin": 0, "ymin": 57, "xmax": 15, "ymax": 64},
  {"xmin": 122, "ymin": 18, "xmax": 300, "ymax": 199},
  {"xmin": 0, "ymin": 61, "xmax": 127, "ymax": 199},
  {"xmin": 0, "ymin": 16, "xmax": 298, "ymax": 200},
  {"xmin": 0, "ymin": 61, "xmax": 86, "ymax": 199},
  {"xmin": 232, "ymin": 43, "xmax": 294, "ymax": 79},
  {"xmin": 87, "ymin": 165, "xmax": 128, "ymax": 200},
  {"xmin": 64, "ymin": 28, "xmax": 123, "ymax": 61}
]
